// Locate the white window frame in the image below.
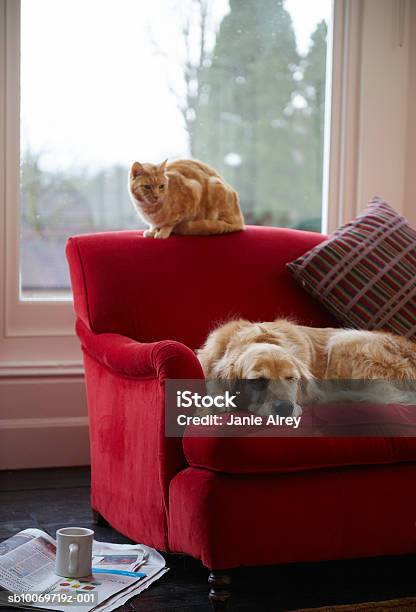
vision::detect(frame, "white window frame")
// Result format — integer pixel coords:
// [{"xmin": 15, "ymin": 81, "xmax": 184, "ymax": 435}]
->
[
  {"xmin": 0, "ymin": 0, "xmax": 90, "ymax": 375},
  {"xmin": 0, "ymin": 0, "xmax": 412, "ymax": 376},
  {"xmin": 324, "ymin": 0, "xmax": 412, "ymax": 234}
]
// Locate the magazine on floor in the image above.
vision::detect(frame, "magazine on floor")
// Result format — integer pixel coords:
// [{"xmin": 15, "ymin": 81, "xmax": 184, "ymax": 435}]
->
[{"xmin": 0, "ymin": 528, "xmax": 167, "ymax": 611}]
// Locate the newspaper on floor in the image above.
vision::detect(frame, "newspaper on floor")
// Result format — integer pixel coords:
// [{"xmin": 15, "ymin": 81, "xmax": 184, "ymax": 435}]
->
[{"xmin": 0, "ymin": 528, "xmax": 168, "ymax": 611}]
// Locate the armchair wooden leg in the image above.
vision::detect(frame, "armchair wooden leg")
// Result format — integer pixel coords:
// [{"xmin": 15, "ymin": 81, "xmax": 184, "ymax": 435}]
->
[
  {"xmin": 91, "ymin": 509, "xmax": 108, "ymax": 527},
  {"xmin": 208, "ymin": 570, "xmax": 232, "ymax": 611}
]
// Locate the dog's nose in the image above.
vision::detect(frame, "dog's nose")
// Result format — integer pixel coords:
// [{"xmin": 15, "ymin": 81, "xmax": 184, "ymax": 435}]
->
[{"xmin": 272, "ymin": 400, "xmax": 294, "ymax": 417}]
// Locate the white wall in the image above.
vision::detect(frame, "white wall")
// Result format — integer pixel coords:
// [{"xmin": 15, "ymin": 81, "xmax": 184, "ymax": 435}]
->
[
  {"xmin": 356, "ymin": 0, "xmax": 411, "ymax": 217},
  {"xmin": 404, "ymin": 0, "xmax": 416, "ymax": 226},
  {"xmin": 0, "ymin": 377, "xmax": 89, "ymax": 469}
]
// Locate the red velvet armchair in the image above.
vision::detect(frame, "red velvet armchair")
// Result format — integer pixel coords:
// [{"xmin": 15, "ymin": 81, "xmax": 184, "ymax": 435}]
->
[{"xmin": 66, "ymin": 227, "xmax": 416, "ymax": 609}]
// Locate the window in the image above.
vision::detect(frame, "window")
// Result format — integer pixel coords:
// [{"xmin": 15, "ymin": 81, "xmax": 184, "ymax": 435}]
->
[{"xmin": 20, "ymin": 0, "xmax": 331, "ymax": 299}]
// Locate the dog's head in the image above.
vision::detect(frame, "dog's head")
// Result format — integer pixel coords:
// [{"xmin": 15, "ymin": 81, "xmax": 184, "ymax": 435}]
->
[
  {"xmin": 198, "ymin": 320, "xmax": 315, "ymax": 417},
  {"xmin": 221, "ymin": 341, "xmax": 311, "ymax": 416}
]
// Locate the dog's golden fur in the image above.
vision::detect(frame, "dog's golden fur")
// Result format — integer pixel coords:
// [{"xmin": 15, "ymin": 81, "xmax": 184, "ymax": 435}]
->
[{"xmin": 197, "ymin": 319, "xmax": 416, "ymax": 415}]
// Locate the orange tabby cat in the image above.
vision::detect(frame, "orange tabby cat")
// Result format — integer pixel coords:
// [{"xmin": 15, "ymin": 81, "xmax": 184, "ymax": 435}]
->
[{"xmin": 128, "ymin": 159, "xmax": 244, "ymax": 238}]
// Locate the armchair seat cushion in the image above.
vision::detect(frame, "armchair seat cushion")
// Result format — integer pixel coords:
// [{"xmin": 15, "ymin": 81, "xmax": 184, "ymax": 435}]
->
[{"xmin": 183, "ymin": 407, "xmax": 416, "ymax": 475}]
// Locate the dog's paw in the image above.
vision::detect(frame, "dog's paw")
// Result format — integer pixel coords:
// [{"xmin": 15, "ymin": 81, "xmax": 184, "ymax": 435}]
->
[{"xmin": 292, "ymin": 403, "xmax": 303, "ymax": 417}]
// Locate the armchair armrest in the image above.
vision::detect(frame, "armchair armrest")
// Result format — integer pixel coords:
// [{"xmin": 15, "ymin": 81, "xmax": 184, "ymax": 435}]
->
[
  {"xmin": 75, "ymin": 318, "xmax": 204, "ymax": 550},
  {"xmin": 76, "ymin": 319, "xmax": 204, "ymax": 381}
]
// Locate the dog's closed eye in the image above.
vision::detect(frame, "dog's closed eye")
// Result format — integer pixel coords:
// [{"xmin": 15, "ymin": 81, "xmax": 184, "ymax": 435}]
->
[{"xmin": 250, "ymin": 377, "xmax": 269, "ymax": 390}]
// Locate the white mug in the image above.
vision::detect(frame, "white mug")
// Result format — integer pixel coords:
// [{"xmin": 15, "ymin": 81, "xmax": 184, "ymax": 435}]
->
[{"xmin": 55, "ymin": 527, "xmax": 94, "ymax": 578}]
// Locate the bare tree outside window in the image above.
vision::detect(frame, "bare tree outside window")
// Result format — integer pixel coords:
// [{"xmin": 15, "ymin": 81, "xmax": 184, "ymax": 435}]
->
[{"xmin": 20, "ymin": 0, "xmax": 331, "ymax": 298}]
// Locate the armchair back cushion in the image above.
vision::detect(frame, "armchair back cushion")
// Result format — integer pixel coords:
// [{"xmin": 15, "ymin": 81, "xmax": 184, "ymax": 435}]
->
[{"xmin": 66, "ymin": 226, "xmax": 335, "ymax": 346}]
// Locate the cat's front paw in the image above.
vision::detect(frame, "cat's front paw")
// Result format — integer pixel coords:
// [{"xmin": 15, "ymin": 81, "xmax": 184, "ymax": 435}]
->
[
  {"xmin": 143, "ymin": 228, "xmax": 157, "ymax": 238},
  {"xmin": 154, "ymin": 227, "xmax": 172, "ymax": 239}
]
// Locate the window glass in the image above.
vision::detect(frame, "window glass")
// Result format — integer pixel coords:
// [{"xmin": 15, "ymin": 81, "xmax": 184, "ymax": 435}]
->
[{"xmin": 20, "ymin": 0, "xmax": 331, "ymax": 298}]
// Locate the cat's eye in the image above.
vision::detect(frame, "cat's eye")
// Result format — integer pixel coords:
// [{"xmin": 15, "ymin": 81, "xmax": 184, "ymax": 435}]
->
[
  {"xmin": 285, "ymin": 376, "xmax": 296, "ymax": 381},
  {"xmin": 143, "ymin": 185, "xmax": 151, "ymax": 190},
  {"xmin": 159, "ymin": 184, "xmax": 165, "ymax": 190}
]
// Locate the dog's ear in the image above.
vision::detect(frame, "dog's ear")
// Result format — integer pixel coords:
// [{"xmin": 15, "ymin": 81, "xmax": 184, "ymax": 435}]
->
[
  {"xmin": 197, "ymin": 319, "xmax": 248, "ymax": 377},
  {"xmin": 218, "ymin": 359, "xmax": 243, "ymax": 380},
  {"xmin": 291, "ymin": 356, "xmax": 319, "ymax": 404},
  {"xmin": 298, "ymin": 379, "xmax": 321, "ymax": 405}
]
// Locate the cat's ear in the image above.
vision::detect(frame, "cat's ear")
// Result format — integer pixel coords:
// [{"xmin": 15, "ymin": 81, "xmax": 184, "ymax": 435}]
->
[
  {"xmin": 158, "ymin": 159, "xmax": 168, "ymax": 173},
  {"xmin": 131, "ymin": 162, "xmax": 144, "ymax": 178}
]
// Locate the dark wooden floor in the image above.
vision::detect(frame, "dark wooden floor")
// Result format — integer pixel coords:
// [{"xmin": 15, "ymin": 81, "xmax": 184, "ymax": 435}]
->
[{"xmin": 0, "ymin": 467, "xmax": 415, "ymax": 612}]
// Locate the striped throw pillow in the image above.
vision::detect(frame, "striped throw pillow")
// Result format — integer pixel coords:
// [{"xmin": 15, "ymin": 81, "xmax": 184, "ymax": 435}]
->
[{"xmin": 287, "ymin": 198, "xmax": 416, "ymax": 340}]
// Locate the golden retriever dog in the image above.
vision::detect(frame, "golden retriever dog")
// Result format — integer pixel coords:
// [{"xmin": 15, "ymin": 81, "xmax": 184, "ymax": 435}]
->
[{"xmin": 197, "ymin": 319, "xmax": 416, "ymax": 417}]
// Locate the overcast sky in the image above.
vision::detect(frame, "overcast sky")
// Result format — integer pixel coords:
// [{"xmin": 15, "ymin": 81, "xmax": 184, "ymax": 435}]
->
[{"xmin": 21, "ymin": 0, "xmax": 332, "ymax": 172}]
